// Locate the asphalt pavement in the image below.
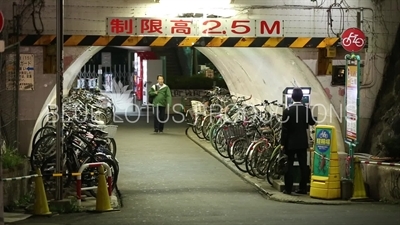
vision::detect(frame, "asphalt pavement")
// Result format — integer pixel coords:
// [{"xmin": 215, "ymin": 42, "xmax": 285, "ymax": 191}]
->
[{"xmin": 12, "ymin": 116, "xmax": 400, "ymax": 225}]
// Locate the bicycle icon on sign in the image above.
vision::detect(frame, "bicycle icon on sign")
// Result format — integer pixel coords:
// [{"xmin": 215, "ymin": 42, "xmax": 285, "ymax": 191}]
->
[
  {"xmin": 319, "ymin": 130, "xmax": 329, "ymax": 139},
  {"xmin": 342, "ymin": 32, "xmax": 365, "ymax": 47}
]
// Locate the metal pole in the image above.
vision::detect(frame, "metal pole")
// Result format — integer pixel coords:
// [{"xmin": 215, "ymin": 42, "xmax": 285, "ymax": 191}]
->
[
  {"xmin": 127, "ymin": 52, "xmax": 132, "ymax": 89},
  {"xmin": 0, "ymin": 138, "xmax": 4, "ymax": 225},
  {"xmin": 15, "ymin": 16, "xmax": 20, "ymax": 150},
  {"xmin": 55, "ymin": 0, "xmax": 64, "ymax": 200}
]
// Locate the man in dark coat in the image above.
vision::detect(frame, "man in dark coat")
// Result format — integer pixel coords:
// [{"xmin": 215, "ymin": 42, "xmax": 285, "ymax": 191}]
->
[{"xmin": 280, "ymin": 88, "xmax": 316, "ymax": 195}]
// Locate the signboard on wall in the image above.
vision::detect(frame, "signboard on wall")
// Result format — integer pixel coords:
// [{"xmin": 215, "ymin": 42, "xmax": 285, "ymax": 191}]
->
[
  {"xmin": 106, "ymin": 17, "xmax": 283, "ymax": 37},
  {"xmin": 101, "ymin": 52, "xmax": 112, "ymax": 67},
  {"xmin": 6, "ymin": 54, "xmax": 35, "ymax": 90},
  {"xmin": 345, "ymin": 65, "xmax": 358, "ymax": 142}
]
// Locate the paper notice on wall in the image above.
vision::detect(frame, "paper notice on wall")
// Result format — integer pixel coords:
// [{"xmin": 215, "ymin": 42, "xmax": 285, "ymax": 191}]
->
[{"xmin": 6, "ymin": 53, "xmax": 35, "ymax": 90}]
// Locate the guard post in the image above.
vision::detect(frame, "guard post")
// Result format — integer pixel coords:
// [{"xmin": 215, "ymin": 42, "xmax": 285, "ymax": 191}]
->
[{"xmin": 310, "ymin": 125, "xmax": 341, "ymax": 199}]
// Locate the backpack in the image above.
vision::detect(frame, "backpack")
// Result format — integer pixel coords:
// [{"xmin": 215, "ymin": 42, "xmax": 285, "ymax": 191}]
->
[{"xmin": 149, "ymin": 85, "xmax": 159, "ymax": 104}]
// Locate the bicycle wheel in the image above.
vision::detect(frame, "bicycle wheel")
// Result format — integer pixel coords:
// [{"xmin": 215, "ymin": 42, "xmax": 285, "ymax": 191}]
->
[
  {"xmin": 32, "ymin": 126, "xmax": 56, "ymax": 151},
  {"xmin": 214, "ymin": 127, "xmax": 229, "ymax": 158},
  {"xmin": 201, "ymin": 115, "xmax": 212, "ymax": 141},
  {"xmin": 105, "ymin": 107, "xmax": 114, "ymax": 125},
  {"xmin": 251, "ymin": 141, "xmax": 273, "ymax": 179},
  {"xmin": 106, "ymin": 138, "xmax": 117, "ymax": 156},
  {"xmin": 266, "ymin": 152, "xmax": 282, "ymax": 185},
  {"xmin": 209, "ymin": 123, "xmax": 220, "ymax": 150},
  {"xmin": 244, "ymin": 142, "xmax": 258, "ymax": 177},
  {"xmin": 191, "ymin": 114, "xmax": 200, "ymax": 134},
  {"xmin": 93, "ymin": 111, "xmax": 108, "ymax": 124},
  {"xmin": 194, "ymin": 115, "xmax": 205, "ymax": 139},
  {"xmin": 30, "ymin": 133, "xmax": 57, "ymax": 171},
  {"xmin": 185, "ymin": 108, "xmax": 195, "ymax": 126},
  {"xmin": 230, "ymin": 138, "xmax": 250, "ymax": 173}
]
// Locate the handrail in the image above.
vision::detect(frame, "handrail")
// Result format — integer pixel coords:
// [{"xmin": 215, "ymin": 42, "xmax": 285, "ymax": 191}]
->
[
  {"xmin": 1, "ymin": 174, "xmax": 39, "ymax": 181},
  {"xmin": 360, "ymin": 161, "xmax": 400, "ymax": 167},
  {"xmin": 76, "ymin": 162, "xmax": 112, "ymax": 206}
]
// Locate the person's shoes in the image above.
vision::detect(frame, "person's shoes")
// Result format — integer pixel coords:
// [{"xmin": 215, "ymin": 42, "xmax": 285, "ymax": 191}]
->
[
  {"xmin": 154, "ymin": 130, "xmax": 158, "ymax": 133},
  {"xmin": 159, "ymin": 131, "xmax": 163, "ymax": 133},
  {"xmin": 282, "ymin": 190, "xmax": 292, "ymax": 195},
  {"xmin": 294, "ymin": 190, "xmax": 307, "ymax": 195}
]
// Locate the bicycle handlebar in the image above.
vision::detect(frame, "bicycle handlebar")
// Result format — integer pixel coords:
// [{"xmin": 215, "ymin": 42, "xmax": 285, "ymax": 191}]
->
[
  {"xmin": 237, "ymin": 95, "xmax": 252, "ymax": 102},
  {"xmin": 263, "ymin": 100, "xmax": 284, "ymax": 107}
]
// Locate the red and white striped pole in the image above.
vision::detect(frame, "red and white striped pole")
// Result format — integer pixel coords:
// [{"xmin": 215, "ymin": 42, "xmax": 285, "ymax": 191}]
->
[{"xmin": 76, "ymin": 162, "xmax": 113, "ymax": 206}]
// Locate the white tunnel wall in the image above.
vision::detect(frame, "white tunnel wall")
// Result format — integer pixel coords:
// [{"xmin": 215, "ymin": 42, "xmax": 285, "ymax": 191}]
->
[
  {"xmin": 29, "ymin": 46, "xmax": 344, "ymax": 156},
  {"xmin": 196, "ymin": 47, "xmax": 344, "ymax": 152}
]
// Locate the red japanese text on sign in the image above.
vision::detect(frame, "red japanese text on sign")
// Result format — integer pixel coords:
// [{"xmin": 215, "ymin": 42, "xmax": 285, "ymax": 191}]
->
[
  {"xmin": 170, "ymin": 20, "xmax": 192, "ymax": 35},
  {"xmin": 106, "ymin": 17, "xmax": 285, "ymax": 37},
  {"xmin": 109, "ymin": 18, "xmax": 134, "ymax": 35},
  {"xmin": 140, "ymin": 19, "xmax": 163, "ymax": 34}
]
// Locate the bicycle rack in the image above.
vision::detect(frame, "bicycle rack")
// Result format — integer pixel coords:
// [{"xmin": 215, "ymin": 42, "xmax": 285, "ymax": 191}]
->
[{"xmin": 76, "ymin": 162, "xmax": 112, "ymax": 206}]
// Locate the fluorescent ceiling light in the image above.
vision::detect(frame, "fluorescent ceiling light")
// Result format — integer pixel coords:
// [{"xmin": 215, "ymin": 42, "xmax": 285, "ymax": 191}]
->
[{"xmin": 158, "ymin": 0, "xmax": 232, "ymax": 4}]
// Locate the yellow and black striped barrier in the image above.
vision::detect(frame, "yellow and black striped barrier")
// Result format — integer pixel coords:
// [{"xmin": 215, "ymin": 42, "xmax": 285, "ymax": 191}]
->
[
  {"xmin": 52, "ymin": 172, "xmax": 94, "ymax": 177},
  {"xmin": 15, "ymin": 35, "xmax": 340, "ymax": 48}
]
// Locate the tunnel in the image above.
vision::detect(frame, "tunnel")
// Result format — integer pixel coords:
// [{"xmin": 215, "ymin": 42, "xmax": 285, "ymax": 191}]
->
[{"xmin": 30, "ymin": 46, "xmax": 345, "ymax": 156}]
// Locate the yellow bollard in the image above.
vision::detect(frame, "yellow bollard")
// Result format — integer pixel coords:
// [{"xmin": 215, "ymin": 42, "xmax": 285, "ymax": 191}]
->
[
  {"xmin": 351, "ymin": 157, "xmax": 368, "ymax": 200},
  {"xmin": 33, "ymin": 169, "xmax": 52, "ymax": 215},
  {"xmin": 95, "ymin": 166, "xmax": 113, "ymax": 212},
  {"xmin": 309, "ymin": 125, "xmax": 341, "ymax": 199}
]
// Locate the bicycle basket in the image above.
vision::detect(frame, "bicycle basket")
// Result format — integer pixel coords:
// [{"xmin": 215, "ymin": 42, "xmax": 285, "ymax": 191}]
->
[
  {"xmin": 96, "ymin": 125, "xmax": 118, "ymax": 138},
  {"xmin": 210, "ymin": 104, "xmax": 221, "ymax": 113},
  {"xmin": 191, "ymin": 100, "xmax": 206, "ymax": 116},
  {"xmin": 222, "ymin": 124, "xmax": 246, "ymax": 140}
]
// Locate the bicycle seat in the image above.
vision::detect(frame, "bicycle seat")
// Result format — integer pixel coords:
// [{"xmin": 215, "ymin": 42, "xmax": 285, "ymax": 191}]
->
[
  {"xmin": 91, "ymin": 129, "xmax": 108, "ymax": 136},
  {"xmin": 260, "ymin": 127, "xmax": 273, "ymax": 134},
  {"xmin": 224, "ymin": 120, "xmax": 234, "ymax": 125},
  {"xmin": 92, "ymin": 120, "xmax": 105, "ymax": 125},
  {"xmin": 94, "ymin": 138, "xmax": 108, "ymax": 145},
  {"xmin": 88, "ymin": 123, "xmax": 102, "ymax": 128},
  {"xmin": 235, "ymin": 119, "xmax": 243, "ymax": 124}
]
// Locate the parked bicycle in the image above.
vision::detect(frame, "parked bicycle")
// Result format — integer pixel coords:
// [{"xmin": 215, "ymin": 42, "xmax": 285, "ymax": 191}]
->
[
  {"xmin": 185, "ymin": 90, "xmax": 314, "ymax": 186},
  {"xmin": 30, "ymin": 90, "xmax": 118, "ymax": 199}
]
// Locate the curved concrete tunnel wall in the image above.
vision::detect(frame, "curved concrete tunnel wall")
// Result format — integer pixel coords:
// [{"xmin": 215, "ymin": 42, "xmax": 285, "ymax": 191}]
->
[
  {"xmin": 196, "ymin": 47, "xmax": 344, "ymax": 152},
  {"xmin": 29, "ymin": 46, "xmax": 105, "ymax": 156},
  {"xmin": 29, "ymin": 46, "xmax": 344, "ymax": 156}
]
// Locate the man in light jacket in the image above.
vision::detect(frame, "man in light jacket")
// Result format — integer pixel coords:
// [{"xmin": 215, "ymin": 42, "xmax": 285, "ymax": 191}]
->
[{"xmin": 149, "ymin": 75, "xmax": 172, "ymax": 133}]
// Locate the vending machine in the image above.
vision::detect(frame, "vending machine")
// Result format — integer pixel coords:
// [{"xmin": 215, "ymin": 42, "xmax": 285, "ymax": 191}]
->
[
  {"xmin": 134, "ymin": 51, "xmax": 158, "ymax": 102},
  {"xmin": 282, "ymin": 87, "xmax": 311, "ymax": 108}
]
